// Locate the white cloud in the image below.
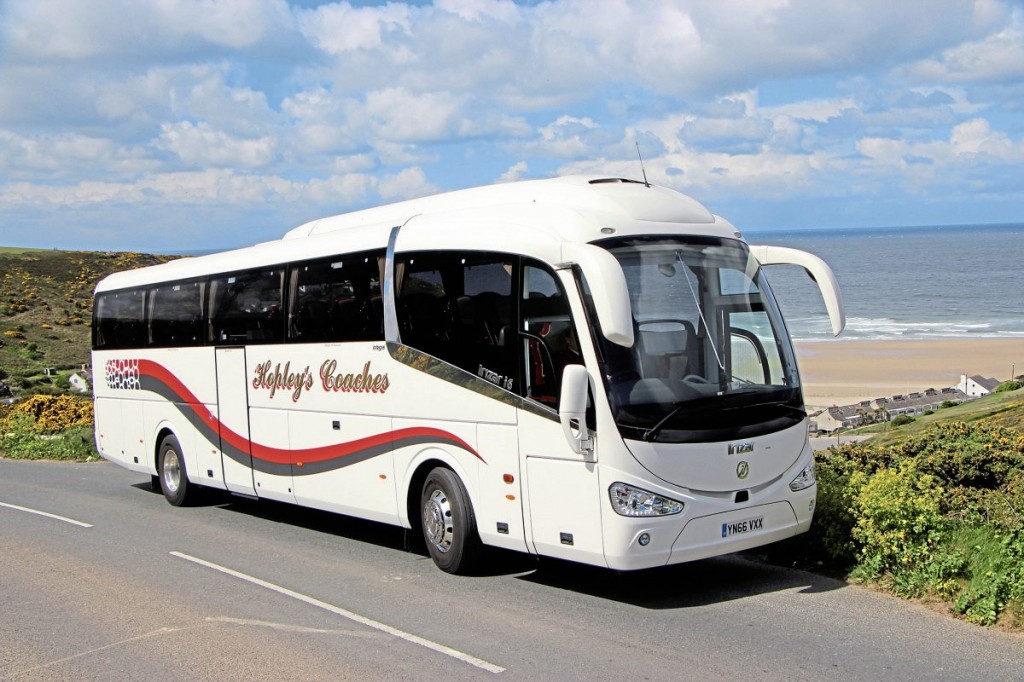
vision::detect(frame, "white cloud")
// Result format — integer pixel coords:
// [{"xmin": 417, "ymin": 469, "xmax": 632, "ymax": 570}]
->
[
  {"xmin": 362, "ymin": 88, "xmax": 467, "ymax": 142},
  {"xmin": 896, "ymin": 10, "xmax": 1024, "ymax": 83},
  {"xmin": 3, "ymin": 0, "xmax": 295, "ymax": 60},
  {"xmin": 296, "ymin": 2, "xmax": 412, "ymax": 54},
  {"xmin": 156, "ymin": 122, "xmax": 277, "ymax": 168},
  {"xmin": 1, "ymin": 0, "xmax": 1023, "ymax": 249},
  {"xmin": 857, "ymin": 117, "xmax": 1024, "ymax": 167},
  {"xmin": 303, "ymin": 173, "xmax": 375, "ymax": 206},
  {"xmin": 498, "ymin": 161, "xmax": 529, "ymax": 183},
  {"xmin": 517, "ymin": 116, "xmax": 602, "ymax": 158},
  {"xmin": 763, "ymin": 97, "xmax": 858, "ymax": 123},
  {"xmin": 950, "ymin": 118, "xmax": 1021, "ymax": 159},
  {"xmin": 0, "ymin": 130, "xmax": 152, "ymax": 180},
  {"xmin": 378, "ymin": 166, "xmax": 437, "ymax": 201}
]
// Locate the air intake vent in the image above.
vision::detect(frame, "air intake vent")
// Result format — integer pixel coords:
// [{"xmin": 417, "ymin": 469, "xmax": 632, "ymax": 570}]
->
[{"xmin": 588, "ymin": 178, "xmax": 648, "ymax": 185}]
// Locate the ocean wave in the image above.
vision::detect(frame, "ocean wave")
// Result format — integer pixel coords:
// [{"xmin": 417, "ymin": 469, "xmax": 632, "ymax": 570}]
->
[{"xmin": 788, "ymin": 316, "xmax": 1024, "ymax": 341}]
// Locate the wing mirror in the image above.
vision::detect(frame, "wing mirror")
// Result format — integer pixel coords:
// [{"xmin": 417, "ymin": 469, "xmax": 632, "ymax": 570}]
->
[
  {"xmin": 561, "ymin": 243, "xmax": 634, "ymax": 348},
  {"xmin": 559, "ymin": 364, "xmax": 594, "ymax": 458}
]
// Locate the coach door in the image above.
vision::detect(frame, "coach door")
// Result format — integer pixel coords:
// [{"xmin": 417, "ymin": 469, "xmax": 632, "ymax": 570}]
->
[
  {"xmin": 215, "ymin": 347, "xmax": 257, "ymax": 495},
  {"xmin": 518, "ymin": 263, "xmax": 604, "ymax": 564}
]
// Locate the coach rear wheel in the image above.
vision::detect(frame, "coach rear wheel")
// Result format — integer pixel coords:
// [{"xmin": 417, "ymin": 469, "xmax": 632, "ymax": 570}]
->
[
  {"xmin": 158, "ymin": 434, "xmax": 196, "ymax": 507},
  {"xmin": 420, "ymin": 467, "xmax": 478, "ymax": 574}
]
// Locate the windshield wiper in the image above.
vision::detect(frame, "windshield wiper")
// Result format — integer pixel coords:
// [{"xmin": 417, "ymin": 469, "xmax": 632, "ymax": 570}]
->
[
  {"xmin": 642, "ymin": 401, "xmax": 690, "ymax": 442},
  {"xmin": 642, "ymin": 396, "xmax": 804, "ymax": 443}
]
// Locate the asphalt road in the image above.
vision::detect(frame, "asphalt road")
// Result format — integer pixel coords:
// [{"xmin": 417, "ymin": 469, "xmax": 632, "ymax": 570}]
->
[{"xmin": 2, "ymin": 458, "xmax": 1022, "ymax": 681}]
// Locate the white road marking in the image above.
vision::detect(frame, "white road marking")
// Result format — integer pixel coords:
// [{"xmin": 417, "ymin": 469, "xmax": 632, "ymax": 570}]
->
[
  {"xmin": 7, "ymin": 628, "xmax": 180, "ymax": 677},
  {"xmin": 0, "ymin": 501, "xmax": 93, "ymax": 528},
  {"xmin": 206, "ymin": 615, "xmax": 384, "ymax": 637},
  {"xmin": 171, "ymin": 551, "xmax": 505, "ymax": 674}
]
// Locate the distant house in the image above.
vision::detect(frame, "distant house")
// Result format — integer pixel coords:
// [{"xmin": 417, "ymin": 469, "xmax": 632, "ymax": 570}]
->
[
  {"xmin": 68, "ymin": 371, "xmax": 90, "ymax": 394},
  {"xmin": 955, "ymin": 374, "xmax": 1001, "ymax": 398},
  {"xmin": 810, "ymin": 401, "xmax": 877, "ymax": 433}
]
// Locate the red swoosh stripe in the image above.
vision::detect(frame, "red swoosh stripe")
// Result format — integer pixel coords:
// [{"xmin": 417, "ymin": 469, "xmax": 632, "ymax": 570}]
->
[{"xmin": 136, "ymin": 359, "xmax": 484, "ymax": 467}]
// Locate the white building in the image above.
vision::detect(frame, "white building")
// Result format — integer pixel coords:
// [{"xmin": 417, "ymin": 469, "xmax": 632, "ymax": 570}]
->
[
  {"xmin": 955, "ymin": 374, "xmax": 1001, "ymax": 398},
  {"xmin": 68, "ymin": 371, "xmax": 90, "ymax": 394}
]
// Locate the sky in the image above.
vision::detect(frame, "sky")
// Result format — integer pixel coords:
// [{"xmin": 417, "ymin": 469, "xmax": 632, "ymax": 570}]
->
[{"xmin": 1, "ymin": 0, "xmax": 1022, "ymax": 252}]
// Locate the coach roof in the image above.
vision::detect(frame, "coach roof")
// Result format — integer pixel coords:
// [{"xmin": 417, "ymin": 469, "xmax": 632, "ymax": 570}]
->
[
  {"xmin": 284, "ymin": 175, "xmax": 720, "ymax": 240},
  {"xmin": 96, "ymin": 175, "xmax": 735, "ymax": 293}
]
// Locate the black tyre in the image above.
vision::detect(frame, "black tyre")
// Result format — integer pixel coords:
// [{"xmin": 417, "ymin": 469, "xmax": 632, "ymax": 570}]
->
[
  {"xmin": 157, "ymin": 434, "xmax": 197, "ymax": 507},
  {"xmin": 420, "ymin": 467, "xmax": 479, "ymax": 574}
]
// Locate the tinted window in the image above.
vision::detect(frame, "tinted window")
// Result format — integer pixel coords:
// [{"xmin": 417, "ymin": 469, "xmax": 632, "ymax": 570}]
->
[
  {"xmin": 521, "ymin": 263, "xmax": 580, "ymax": 407},
  {"xmin": 149, "ymin": 280, "xmax": 205, "ymax": 347},
  {"xmin": 209, "ymin": 268, "xmax": 284, "ymax": 344},
  {"xmin": 399, "ymin": 252, "xmax": 516, "ymax": 390},
  {"xmin": 289, "ymin": 251, "xmax": 383, "ymax": 342},
  {"xmin": 93, "ymin": 289, "xmax": 146, "ymax": 349}
]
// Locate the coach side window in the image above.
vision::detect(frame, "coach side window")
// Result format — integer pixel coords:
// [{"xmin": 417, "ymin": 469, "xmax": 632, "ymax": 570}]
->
[
  {"xmin": 149, "ymin": 280, "xmax": 204, "ymax": 347},
  {"xmin": 209, "ymin": 268, "xmax": 284, "ymax": 344},
  {"xmin": 288, "ymin": 251, "xmax": 384, "ymax": 342},
  {"xmin": 93, "ymin": 289, "xmax": 146, "ymax": 350},
  {"xmin": 521, "ymin": 262, "xmax": 581, "ymax": 408},
  {"xmin": 398, "ymin": 252, "xmax": 516, "ymax": 390}
]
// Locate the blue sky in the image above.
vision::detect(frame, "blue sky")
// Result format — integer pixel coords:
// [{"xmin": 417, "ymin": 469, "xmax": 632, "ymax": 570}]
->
[{"xmin": 1, "ymin": 0, "xmax": 1022, "ymax": 251}]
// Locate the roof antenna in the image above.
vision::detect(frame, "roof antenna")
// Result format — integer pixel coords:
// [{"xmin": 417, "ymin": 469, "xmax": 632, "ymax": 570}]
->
[{"xmin": 635, "ymin": 141, "xmax": 650, "ymax": 187}]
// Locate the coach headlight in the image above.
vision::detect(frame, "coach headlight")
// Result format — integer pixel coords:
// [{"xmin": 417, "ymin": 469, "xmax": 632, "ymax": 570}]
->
[
  {"xmin": 789, "ymin": 461, "xmax": 817, "ymax": 492},
  {"xmin": 609, "ymin": 482, "xmax": 684, "ymax": 517}
]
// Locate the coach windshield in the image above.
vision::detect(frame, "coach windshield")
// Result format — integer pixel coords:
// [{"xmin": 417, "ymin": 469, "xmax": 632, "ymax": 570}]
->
[{"xmin": 588, "ymin": 236, "xmax": 804, "ymax": 443}]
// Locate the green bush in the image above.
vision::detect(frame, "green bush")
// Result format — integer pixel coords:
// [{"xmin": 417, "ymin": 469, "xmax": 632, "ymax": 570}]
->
[
  {"xmin": 848, "ymin": 460, "xmax": 949, "ymax": 596},
  {"xmin": 0, "ymin": 412, "xmax": 96, "ymax": 461},
  {"xmin": 892, "ymin": 414, "xmax": 916, "ymax": 426},
  {"xmin": 799, "ymin": 419, "xmax": 1024, "ymax": 627},
  {"xmin": 994, "ymin": 381, "xmax": 1022, "ymax": 393},
  {"xmin": 7, "ymin": 393, "xmax": 94, "ymax": 432},
  {"xmin": 949, "ymin": 526, "xmax": 1024, "ymax": 625}
]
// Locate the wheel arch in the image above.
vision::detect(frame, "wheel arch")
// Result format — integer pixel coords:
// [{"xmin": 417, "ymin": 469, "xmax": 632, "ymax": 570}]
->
[
  {"xmin": 401, "ymin": 450, "xmax": 478, "ymax": 531},
  {"xmin": 153, "ymin": 425, "xmax": 177, "ymax": 473}
]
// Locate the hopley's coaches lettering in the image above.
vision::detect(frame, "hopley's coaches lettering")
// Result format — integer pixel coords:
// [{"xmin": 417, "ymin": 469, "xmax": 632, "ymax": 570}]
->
[{"xmin": 321, "ymin": 359, "xmax": 390, "ymax": 394}]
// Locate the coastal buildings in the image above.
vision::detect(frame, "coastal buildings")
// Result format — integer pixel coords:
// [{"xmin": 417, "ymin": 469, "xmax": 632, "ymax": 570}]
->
[{"xmin": 810, "ymin": 387, "xmax": 969, "ymax": 433}]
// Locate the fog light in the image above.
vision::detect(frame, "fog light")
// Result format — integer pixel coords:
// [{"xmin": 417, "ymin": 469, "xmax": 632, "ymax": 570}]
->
[
  {"xmin": 638, "ymin": 533, "xmax": 651, "ymax": 546},
  {"xmin": 609, "ymin": 482, "xmax": 684, "ymax": 517}
]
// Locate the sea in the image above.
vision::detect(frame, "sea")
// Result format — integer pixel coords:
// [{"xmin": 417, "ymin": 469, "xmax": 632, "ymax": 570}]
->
[{"xmin": 743, "ymin": 223, "xmax": 1024, "ymax": 342}]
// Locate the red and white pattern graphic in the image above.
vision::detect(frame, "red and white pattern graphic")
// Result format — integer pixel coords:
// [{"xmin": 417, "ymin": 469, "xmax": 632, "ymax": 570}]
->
[{"xmin": 105, "ymin": 358, "xmax": 141, "ymax": 390}]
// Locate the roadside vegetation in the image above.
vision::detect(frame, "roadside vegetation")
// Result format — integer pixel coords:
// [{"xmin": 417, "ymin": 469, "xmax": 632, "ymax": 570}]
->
[
  {"xmin": 0, "ymin": 394, "xmax": 96, "ymax": 460},
  {"xmin": 0, "ymin": 247, "xmax": 1020, "ymax": 630},
  {"xmin": 768, "ymin": 388, "xmax": 1024, "ymax": 631}
]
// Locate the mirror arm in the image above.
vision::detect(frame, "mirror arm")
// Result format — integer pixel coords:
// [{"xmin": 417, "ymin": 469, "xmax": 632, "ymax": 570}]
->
[{"xmin": 750, "ymin": 244, "xmax": 846, "ymax": 336}]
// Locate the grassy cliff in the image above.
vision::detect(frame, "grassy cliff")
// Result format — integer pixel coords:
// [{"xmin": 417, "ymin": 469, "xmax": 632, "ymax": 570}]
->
[{"xmin": 0, "ymin": 249, "xmax": 173, "ymax": 392}]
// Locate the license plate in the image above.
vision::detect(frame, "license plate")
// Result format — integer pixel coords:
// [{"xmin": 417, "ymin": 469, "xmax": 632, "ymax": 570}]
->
[{"xmin": 721, "ymin": 516, "xmax": 764, "ymax": 538}]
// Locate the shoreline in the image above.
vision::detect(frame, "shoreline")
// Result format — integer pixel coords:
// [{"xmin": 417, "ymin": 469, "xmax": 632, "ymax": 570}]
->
[{"xmin": 794, "ymin": 338, "xmax": 1022, "ymax": 410}]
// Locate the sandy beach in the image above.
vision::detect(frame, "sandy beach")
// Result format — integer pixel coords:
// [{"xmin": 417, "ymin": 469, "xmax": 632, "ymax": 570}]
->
[{"xmin": 795, "ymin": 338, "xmax": 1023, "ymax": 410}]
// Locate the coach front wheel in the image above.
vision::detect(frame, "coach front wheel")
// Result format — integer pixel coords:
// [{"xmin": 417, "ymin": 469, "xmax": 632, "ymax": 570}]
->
[
  {"xmin": 158, "ymin": 434, "xmax": 197, "ymax": 506},
  {"xmin": 420, "ymin": 467, "xmax": 479, "ymax": 574}
]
